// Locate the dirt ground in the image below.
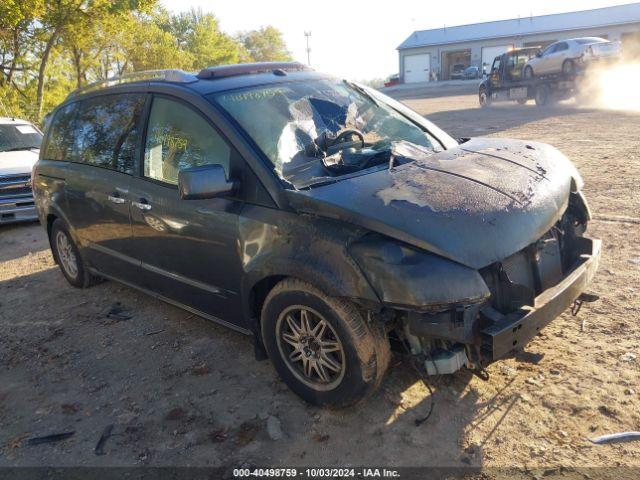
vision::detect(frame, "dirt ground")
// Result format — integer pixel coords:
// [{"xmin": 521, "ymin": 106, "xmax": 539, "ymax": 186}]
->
[{"xmin": 1, "ymin": 86, "xmax": 639, "ymax": 474}]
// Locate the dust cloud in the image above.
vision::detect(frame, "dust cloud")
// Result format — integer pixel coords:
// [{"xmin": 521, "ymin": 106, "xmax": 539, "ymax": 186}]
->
[{"xmin": 578, "ymin": 62, "xmax": 640, "ymax": 111}]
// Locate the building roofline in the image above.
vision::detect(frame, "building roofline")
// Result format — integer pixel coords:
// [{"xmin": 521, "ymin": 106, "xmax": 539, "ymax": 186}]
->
[{"xmin": 398, "ymin": 2, "xmax": 640, "ymax": 50}]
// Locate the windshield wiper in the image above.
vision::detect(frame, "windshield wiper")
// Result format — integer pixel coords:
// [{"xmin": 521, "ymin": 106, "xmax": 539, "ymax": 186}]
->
[{"xmin": 343, "ymin": 80, "xmax": 379, "ymax": 107}]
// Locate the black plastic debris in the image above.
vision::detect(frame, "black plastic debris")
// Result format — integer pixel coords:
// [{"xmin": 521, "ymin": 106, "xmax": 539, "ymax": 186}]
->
[
  {"xmin": 105, "ymin": 302, "xmax": 133, "ymax": 321},
  {"xmin": 94, "ymin": 424, "xmax": 114, "ymax": 455},
  {"xmin": 27, "ymin": 431, "xmax": 75, "ymax": 446}
]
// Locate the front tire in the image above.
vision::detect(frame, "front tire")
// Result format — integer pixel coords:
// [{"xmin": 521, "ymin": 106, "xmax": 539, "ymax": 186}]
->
[
  {"xmin": 479, "ymin": 87, "xmax": 491, "ymax": 108},
  {"xmin": 261, "ymin": 279, "xmax": 390, "ymax": 408},
  {"xmin": 50, "ymin": 219, "xmax": 101, "ymax": 288}
]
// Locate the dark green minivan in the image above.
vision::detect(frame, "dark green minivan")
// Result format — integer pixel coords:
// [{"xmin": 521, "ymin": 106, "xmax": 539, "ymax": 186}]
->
[{"xmin": 33, "ymin": 63, "xmax": 600, "ymax": 407}]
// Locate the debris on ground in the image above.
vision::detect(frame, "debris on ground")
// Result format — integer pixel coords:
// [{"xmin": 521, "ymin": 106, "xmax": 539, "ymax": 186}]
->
[
  {"xmin": 94, "ymin": 424, "xmax": 114, "ymax": 455},
  {"xmin": 164, "ymin": 407, "xmax": 187, "ymax": 421},
  {"xmin": 104, "ymin": 302, "xmax": 133, "ymax": 322},
  {"xmin": 266, "ymin": 415, "xmax": 283, "ymax": 441},
  {"xmin": 7, "ymin": 433, "xmax": 29, "ymax": 449},
  {"xmin": 144, "ymin": 329, "xmax": 165, "ymax": 336},
  {"xmin": 311, "ymin": 431, "xmax": 330, "ymax": 443},
  {"xmin": 590, "ymin": 432, "xmax": 640, "ymax": 444},
  {"xmin": 235, "ymin": 420, "xmax": 261, "ymax": 446},
  {"xmin": 27, "ymin": 431, "xmax": 75, "ymax": 446},
  {"xmin": 191, "ymin": 363, "xmax": 210, "ymax": 376},
  {"xmin": 619, "ymin": 352, "xmax": 637, "ymax": 362},
  {"xmin": 209, "ymin": 427, "xmax": 228, "ymax": 443}
]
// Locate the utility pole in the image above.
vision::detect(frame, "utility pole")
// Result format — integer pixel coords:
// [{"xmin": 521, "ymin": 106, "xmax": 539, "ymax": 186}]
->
[{"xmin": 304, "ymin": 31, "xmax": 312, "ymax": 66}]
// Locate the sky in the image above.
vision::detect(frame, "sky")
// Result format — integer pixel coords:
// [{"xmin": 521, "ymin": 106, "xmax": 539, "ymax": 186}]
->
[{"xmin": 162, "ymin": 0, "xmax": 635, "ymax": 80}]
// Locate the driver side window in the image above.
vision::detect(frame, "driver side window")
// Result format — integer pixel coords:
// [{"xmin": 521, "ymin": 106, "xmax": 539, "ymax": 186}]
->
[{"xmin": 143, "ymin": 97, "xmax": 230, "ymax": 185}]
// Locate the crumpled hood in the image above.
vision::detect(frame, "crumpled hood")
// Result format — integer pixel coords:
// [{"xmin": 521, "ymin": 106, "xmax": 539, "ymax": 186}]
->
[
  {"xmin": 0, "ymin": 149, "xmax": 39, "ymax": 176},
  {"xmin": 286, "ymin": 138, "xmax": 582, "ymax": 269}
]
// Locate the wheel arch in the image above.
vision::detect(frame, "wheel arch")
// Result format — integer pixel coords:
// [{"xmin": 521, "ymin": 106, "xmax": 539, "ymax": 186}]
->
[{"xmin": 242, "ymin": 257, "xmax": 380, "ymax": 325}]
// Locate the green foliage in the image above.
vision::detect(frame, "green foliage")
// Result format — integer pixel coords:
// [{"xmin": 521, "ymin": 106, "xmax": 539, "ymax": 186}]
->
[
  {"xmin": 168, "ymin": 9, "xmax": 245, "ymax": 69},
  {"xmin": 237, "ymin": 26, "xmax": 292, "ymax": 62},
  {"xmin": 0, "ymin": 1, "xmax": 291, "ymax": 124}
]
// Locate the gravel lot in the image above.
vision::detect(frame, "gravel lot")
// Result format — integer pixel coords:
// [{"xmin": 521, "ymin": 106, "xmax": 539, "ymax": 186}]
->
[{"xmin": 1, "ymin": 86, "xmax": 639, "ymax": 472}]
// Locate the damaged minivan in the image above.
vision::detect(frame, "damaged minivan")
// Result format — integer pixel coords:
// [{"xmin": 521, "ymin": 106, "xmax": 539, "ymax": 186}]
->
[{"xmin": 33, "ymin": 62, "xmax": 600, "ymax": 407}]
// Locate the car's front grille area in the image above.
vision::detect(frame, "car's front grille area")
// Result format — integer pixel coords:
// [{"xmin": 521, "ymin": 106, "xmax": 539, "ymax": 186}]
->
[
  {"xmin": 0, "ymin": 175, "xmax": 32, "ymax": 198},
  {"xmin": 481, "ymin": 226, "xmax": 565, "ymax": 314}
]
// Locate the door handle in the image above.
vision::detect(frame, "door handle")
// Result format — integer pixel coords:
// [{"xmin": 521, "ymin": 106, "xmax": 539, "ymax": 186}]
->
[
  {"xmin": 107, "ymin": 194, "xmax": 126, "ymax": 204},
  {"xmin": 132, "ymin": 198, "xmax": 152, "ymax": 211}
]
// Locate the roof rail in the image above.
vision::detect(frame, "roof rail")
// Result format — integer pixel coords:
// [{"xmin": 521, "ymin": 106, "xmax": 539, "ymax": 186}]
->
[
  {"xmin": 66, "ymin": 69, "xmax": 197, "ymax": 99},
  {"xmin": 197, "ymin": 62, "xmax": 310, "ymax": 79}
]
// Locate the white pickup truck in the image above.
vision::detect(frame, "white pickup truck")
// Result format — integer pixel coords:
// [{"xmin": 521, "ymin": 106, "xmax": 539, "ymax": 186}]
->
[{"xmin": 0, "ymin": 117, "xmax": 43, "ymax": 224}]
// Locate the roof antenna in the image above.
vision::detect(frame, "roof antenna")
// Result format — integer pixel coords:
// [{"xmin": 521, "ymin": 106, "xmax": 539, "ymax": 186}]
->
[{"xmin": 304, "ymin": 31, "xmax": 312, "ymax": 67}]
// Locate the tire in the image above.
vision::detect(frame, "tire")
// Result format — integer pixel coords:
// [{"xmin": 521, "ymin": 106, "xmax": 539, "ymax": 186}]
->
[
  {"xmin": 524, "ymin": 66, "xmax": 534, "ymax": 79},
  {"xmin": 261, "ymin": 278, "xmax": 390, "ymax": 408},
  {"xmin": 479, "ymin": 87, "xmax": 491, "ymax": 108},
  {"xmin": 516, "ymin": 99, "xmax": 527, "ymax": 105},
  {"xmin": 562, "ymin": 59, "xmax": 575, "ymax": 76},
  {"xmin": 50, "ymin": 219, "xmax": 102, "ymax": 288}
]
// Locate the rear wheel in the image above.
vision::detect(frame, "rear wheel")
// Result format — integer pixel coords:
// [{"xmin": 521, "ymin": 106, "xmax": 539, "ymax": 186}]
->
[
  {"xmin": 524, "ymin": 65, "xmax": 534, "ymax": 79},
  {"xmin": 516, "ymin": 99, "xmax": 528, "ymax": 105},
  {"xmin": 50, "ymin": 219, "xmax": 102, "ymax": 288},
  {"xmin": 261, "ymin": 278, "xmax": 390, "ymax": 408},
  {"xmin": 562, "ymin": 59, "xmax": 575, "ymax": 76}
]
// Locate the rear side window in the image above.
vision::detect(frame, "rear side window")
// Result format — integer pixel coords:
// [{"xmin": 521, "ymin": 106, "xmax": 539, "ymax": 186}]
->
[
  {"xmin": 74, "ymin": 94, "xmax": 146, "ymax": 174},
  {"xmin": 44, "ymin": 103, "xmax": 79, "ymax": 161},
  {"xmin": 143, "ymin": 97, "xmax": 230, "ymax": 185}
]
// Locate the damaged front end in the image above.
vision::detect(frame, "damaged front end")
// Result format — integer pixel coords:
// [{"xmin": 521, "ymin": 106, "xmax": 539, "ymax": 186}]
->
[{"xmin": 350, "ymin": 192, "xmax": 600, "ymax": 376}]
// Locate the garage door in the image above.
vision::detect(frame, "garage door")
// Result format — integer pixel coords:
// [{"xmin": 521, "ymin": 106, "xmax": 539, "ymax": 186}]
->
[
  {"xmin": 404, "ymin": 54, "xmax": 430, "ymax": 83},
  {"xmin": 481, "ymin": 45, "xmax": 513, "ymax": 74}
]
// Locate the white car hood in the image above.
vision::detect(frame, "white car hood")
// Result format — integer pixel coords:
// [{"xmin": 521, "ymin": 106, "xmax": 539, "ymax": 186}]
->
[{"xmin": 0, "ymin": 149, "xmax": 39, "ymax": 176}]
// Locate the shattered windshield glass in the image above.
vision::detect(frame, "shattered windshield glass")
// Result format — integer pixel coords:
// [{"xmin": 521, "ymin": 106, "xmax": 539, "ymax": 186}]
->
[{"xmin": 214, "ymin": 79, "xmax": 445, "ymax": 188}]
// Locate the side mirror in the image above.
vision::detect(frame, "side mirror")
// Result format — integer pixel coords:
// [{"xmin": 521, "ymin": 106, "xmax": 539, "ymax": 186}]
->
[
  {"xmin": 536, "ymin": 51, "xmax": 542, "ymax": 58},
  {"xmin": 178, "ymin": 164, "xmax": 237, "ymax": 200}
]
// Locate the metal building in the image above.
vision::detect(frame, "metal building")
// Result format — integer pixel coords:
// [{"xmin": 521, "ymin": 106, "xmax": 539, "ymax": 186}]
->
[{"xmin": 397, "ymin": 3, "xmax": 640, "ymax": 82}]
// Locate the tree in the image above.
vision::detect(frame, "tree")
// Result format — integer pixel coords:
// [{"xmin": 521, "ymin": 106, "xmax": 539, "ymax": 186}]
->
[
  {"xmin": 0, "ymin": 0, "xmax": 42, "ymax": 88},
  {"xmin": 34, "ymin": 0, "xmax": 156, "ymax": 117},
  {"xmin": 237, "ymin": 26, "xmax": 292, "ymax": 62},
  {"xmin": 0, "ymin": 3, "xmax": 293, "ymax": 123},
  {"xmin": 167, "ymin": 9, "xmax": 245, "ymax": 70}
]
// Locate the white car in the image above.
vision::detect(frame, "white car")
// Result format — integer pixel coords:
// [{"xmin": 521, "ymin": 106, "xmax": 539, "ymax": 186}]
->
[
  {"xmin": 523, "ymin": 37, "xmax": 621, "ymax": 78},
  {"xmin": 0, "ymin": 117, "xmax": 42, "ymax": 224}
]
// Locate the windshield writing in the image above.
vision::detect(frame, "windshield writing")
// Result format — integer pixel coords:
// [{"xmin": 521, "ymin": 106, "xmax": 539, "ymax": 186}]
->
[{"xmin": 215, "ymin": 79, "xmax": 441, "ymax": 187}]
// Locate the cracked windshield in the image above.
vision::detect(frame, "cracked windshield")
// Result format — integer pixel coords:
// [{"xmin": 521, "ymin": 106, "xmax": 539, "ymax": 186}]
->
[{"xmin": 214, "ymin": 79, "xmax": 443, "ymax": 188}]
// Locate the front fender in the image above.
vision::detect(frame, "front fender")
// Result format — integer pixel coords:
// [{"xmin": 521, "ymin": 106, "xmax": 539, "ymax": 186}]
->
[{"xmin": 238, "ymin": 205, "xmax": 380, "ymax": 320}]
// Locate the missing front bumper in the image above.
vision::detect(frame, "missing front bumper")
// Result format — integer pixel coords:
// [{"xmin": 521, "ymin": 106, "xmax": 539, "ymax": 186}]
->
[{"xmin": 480, "ymin": 237, "xmax": 601, "ymax": 361}]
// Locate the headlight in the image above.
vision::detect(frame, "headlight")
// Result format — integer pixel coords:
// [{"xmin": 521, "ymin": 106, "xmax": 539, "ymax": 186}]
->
[{"xmin": 349, "ymin": 236, "xmax": 490, "ymax": 311}]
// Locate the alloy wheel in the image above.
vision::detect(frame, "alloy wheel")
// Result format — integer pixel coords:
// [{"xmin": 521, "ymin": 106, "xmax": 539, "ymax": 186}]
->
[
  {"xmin": 55, "ymin": 230, "xmax": 78, "ymax": 279},
  {"xmin": 276, "ymin": 306, "xmax": 346, "ymax": 391}
]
